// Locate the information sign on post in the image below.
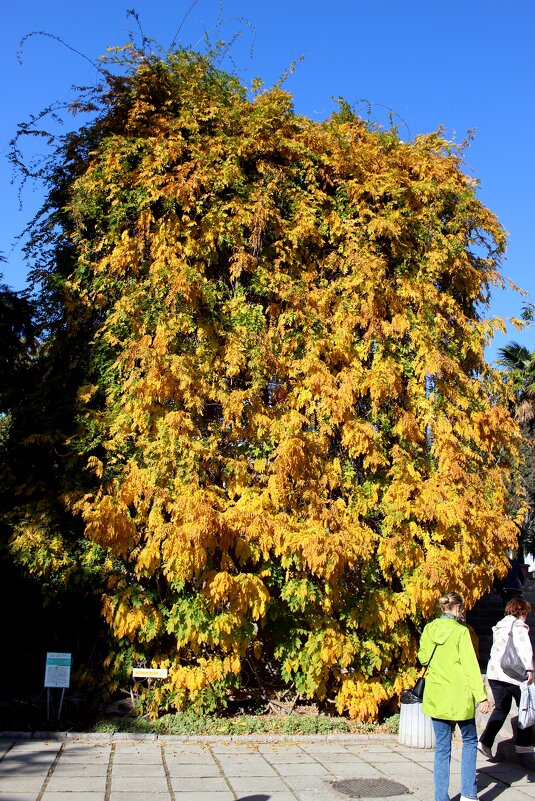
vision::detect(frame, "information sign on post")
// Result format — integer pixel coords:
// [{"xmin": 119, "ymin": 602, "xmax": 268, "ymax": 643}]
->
[
  {"xmin": 44, "ymin": 652, "xmax": 72, "ymax": 689},
  {"xmin": 132, "ymin": 667, "xmax": 168, "ymax": 679}
]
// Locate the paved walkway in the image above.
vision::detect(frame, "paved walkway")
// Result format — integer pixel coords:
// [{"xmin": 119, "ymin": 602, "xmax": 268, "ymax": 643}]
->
[{"xmin": 1, "ymin": 733, "xmax": 534, "ymax": 801}]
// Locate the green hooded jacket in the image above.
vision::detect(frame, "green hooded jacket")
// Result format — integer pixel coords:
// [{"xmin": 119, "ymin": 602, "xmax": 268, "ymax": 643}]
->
[{"xmin": 418, "ymin": 615, "xmax": 487, "ymax": 720}]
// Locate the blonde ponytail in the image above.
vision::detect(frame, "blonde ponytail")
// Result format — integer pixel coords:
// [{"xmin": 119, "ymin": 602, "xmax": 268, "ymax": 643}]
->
[{"xmin": 438, "ymin": 592, "xmax": 464, "ymax": 614}]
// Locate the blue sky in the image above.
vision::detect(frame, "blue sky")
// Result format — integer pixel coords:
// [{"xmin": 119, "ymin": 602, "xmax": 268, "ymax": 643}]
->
[{"xmin": 1, "ymin": 0, "xmax": 533, "ymax": 360}]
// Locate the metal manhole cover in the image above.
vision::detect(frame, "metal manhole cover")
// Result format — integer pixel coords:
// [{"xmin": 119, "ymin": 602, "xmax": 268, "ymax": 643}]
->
[{"xmin": 332, "ymin": 778, "xmax": 410, "ymax": 798}]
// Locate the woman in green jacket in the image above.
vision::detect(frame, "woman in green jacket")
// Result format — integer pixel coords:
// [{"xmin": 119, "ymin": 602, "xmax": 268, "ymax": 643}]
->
[{"xmin": 418, "ymin": 592, "xmax": 489, "ymax": 801}]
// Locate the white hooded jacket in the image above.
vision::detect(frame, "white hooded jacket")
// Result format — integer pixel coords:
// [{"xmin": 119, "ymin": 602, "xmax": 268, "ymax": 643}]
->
[{"xmin": 486, "ymin": 614, "xmax": 534, "ymax": 685}]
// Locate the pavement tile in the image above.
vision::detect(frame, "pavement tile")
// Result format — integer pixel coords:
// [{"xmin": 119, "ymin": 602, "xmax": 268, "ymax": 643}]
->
[
  {"xmin": 477, "ymin": 771, "xmax": 535, "ymax": 801},
  {"xmin": 308, "ymin": 752, "xmax": 362, "ymax": 763},
  {"xmin": 112, "ymin": 761, "xmax": 166, "ymax": 777},
  {"xmin": 358, "ymin": 751, "xmax": 420, "ymax": 762},
  {"xmin": 111, "ymin": 776, "xmax": 169, "ymax": 792},
  {"xmin": 164, "ymin": 757, "xmax": 217, "ymax": 766},
  {"xmin": 301, "ymin": 746, "xmax": 352, "ymax": 754},
  {"xmin": 172, "ymin": 794, "xmax": 234, "ymax": 801},
  {"xmin": 298, "ymin": 747, "xmax": 347, "ymax": 754},
  {"xmin": 43, "ymin": 794, "xmax": 105, "ymax": 801},
  {"xmin": 328, "ymin": 763, "xmax": 383, "ymax": 778},
  {"xmin": 7, "ymin": 748, "xmax": 58, "ymax": 757},
  {"xmin": 282, "ymin": 775, "xmax": 333, "ymax": 792},
  {"xmin": 165, "ymin": 762, "xmax": 221, "ymax": 777},
  {"xmin": 162, "ymin": 744, "xmax": 213, "ymax": 752},
  {"xmin": 164, "ymin": 751, "xmax": 215, "ymax": 760},
  {"xmin": 260, "ymin": 754, "xmax": 316, "ymax": 764},
  {"xmin": 237, "ymin": 796, "xmax": 297, "ymax": 801},
  {"xmin": 0, "ymin": 776, "xmax": 45, "ymax": 792},
  {"xmin": 165, "ymin": 757, "xmax": 219, "ymax": 776},
  {"xmin": 113, "ymin": 749, "xmax": 162, "ymax": 763},
  {"xmin": 51, "ymin": 762, "xmax": 108, "ymax": 777},
  {"xmin": 345, "ymin": 743, "xmax": 396, "ymax": 753},
  {"xmin": 257, "ymin": 750, "xmax": 308, "ymax": 757},
  {"xmin": 60, "ymin": 750, "xmax": 110, "ymax": 761},
  {"xmin": 293, "ymin": 787, "xmax": 356, "ymax": 801},
  {"xmin": 215, "ymin": 758, "xmax": 272, "ymax": 768},
  {"xmin": 215, "ymin": 754, "xmax": 270, "ymax": 762},
  {"xmin": 382, "ymin": 768, "xmax": 434, "ymax": 781},
  {"xmin": 109, "ymin": 794, "xmax": 170, "ymax": 801},
  {"xmin": 9, "ymin": 741, "xmax": 58, "ymax": 749},
  {"xmin": 271, "ymin": 762, "xmax": 330, "ymax": 776},
  {"xmin": 229, "ymin": 776, "xmax": 290, "ymax": 792},
  {"xmin": 404, "ymin": 778, "xmax": 435, "ymax": 793},
  {"xmin": 0, "ymin": 794, "xmax": 38, "ymax": 801},
  {"xmin": 2, "ymin": 752, "xmax": 56, "ymax": 763},
  {"xmin": 170, "ymin": 776, "xmax": 230, "ymax": 792},
  {"xmin": 220, "ymin": 765, "xmax": 278, "ymax": 778},
  {"xmin": 209, "ymin": 745, "xmax": 261, "ymax": 753},
  {"xmin": 394, "ymin": 746, "xmax": 434, "ymax": 756},
  {"xmin": 481, "ymin": 764, "xmax": 532, "ymax": 783},
  {"xmin": 62, "ymin": 745, "xmax": 110, "ymax": 755},
  {"xmin": 0, "ymin": 761, "xmax": 53, "ymax": 776},
  {"xmin": 45, "ymin": 775, "xmax": 107, "ymax": 792},
  {"xmin": 511, "ymin": 786, "xmax": 535, "ymax": 798}
]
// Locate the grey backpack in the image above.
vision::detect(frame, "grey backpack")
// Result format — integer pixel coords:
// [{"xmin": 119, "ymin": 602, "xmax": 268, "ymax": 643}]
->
[{"xmin": 500, "ymin": 621, "xmax": 527, "ymax": 682}]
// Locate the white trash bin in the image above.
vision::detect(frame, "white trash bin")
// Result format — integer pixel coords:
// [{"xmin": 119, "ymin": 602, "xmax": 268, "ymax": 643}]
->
[{"xmin": 398, "ymin": 699, "xmax": 435, "ymax": 748}]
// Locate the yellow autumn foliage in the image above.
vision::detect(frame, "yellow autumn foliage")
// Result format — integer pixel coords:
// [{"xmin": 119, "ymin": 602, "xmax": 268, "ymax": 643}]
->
[{"xmin": 6, "ymin": 45, "xmax": 524, "ymax": 719}]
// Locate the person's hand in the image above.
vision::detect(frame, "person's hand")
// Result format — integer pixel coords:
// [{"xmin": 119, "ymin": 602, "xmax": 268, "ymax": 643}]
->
[
  {"xmin": 527, "ymin": 670, "xmax": 534, "ymax": 685},
  {"xmin": 479, "ymin": 699, "xmax": 490, "ymax": 714}
]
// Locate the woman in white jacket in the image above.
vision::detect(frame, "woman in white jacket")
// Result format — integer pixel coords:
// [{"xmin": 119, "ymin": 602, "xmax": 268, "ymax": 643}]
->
[{"xmin": 478, "ymin": 597, "xmax": 534, "ymax": 758}]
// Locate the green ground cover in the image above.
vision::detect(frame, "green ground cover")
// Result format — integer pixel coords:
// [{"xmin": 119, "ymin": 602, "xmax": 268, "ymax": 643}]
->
[{"xmin": 94, "ymin": 711, "xmax": 400, "ymax": 736}]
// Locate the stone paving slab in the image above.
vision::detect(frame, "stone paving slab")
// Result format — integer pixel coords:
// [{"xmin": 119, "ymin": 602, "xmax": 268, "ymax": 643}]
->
[
  {"xmin": 109, "ymin": 795, "xmax": 171, "ymax": 801},
  {"xmin": 0, "ymin": 794, "xmax": 38, "ymax": 801},
  {"xmin": 224, "ymin": 767, "xmax": 280, "ymax": 778},
  {"xmin": 111, "ymin": 776, "xmax": 170, "ymax": 792},
  {"xmin": 171, "ymin": 794, "xmax": 234, "ymax": 801},
  {"xmin": 514, "ymin": 787, "xmax": 535, "ymax": 799},
  {"xmin": 229, "ymin": 776, "xmax": 290, "ymax": 791},
  {"xmin": 0, "ymin": 776, "xmax": 46, "ymax": 791},
  {"xmin": 46, "ymin": 774, "xmax": 108, "ymax": 792},
  {"xmin": 43, "ymin": 794, "xmax": 103, "ymax": 801},
  {"xmin": 112, "ymin": 762, "xmax": 166, "ymax": 777},
  {"xmin": 0, "ymin": 733, "xmax": 534, "ymax": 800},
  {"xmin": 166, "ymin": 762, "xmax": 221, "ymax": 777},
  {"xmin": 48, "ymin": 763, "xmax": 109, "ymax": 777},
  {"xmin": 172, "ymin": 776, "xmax": 232, "ymax": 792}
]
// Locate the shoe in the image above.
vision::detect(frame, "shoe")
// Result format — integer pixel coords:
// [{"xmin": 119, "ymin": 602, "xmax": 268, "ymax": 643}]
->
[
  {"xmin": 515, "ymin": 745, "xmax": 534, "ymax": 753},
  {"xmin": 477, "ymin": 741, "xmax": 493, "ymax": 759}
]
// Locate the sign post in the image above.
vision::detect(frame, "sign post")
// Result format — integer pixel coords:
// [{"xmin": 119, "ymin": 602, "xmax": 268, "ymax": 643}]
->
[
  {"xmin": 44, "ymin": 652, "xmax": 72, "ymax": 720},
  {"xmin": 131, "ymin": 667, "xmax": 168, "ymax": 715}
]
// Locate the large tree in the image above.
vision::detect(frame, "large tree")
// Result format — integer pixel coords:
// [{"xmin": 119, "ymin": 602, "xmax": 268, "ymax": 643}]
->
[
  {"xmin": 497, "ymin": 324, "xmax": 535, "ymax": 553},
  {"xmin": 0, "ymin": 267, "xmax": 35, "ymax": 415},
  {"xmin": 4, "ymin": 44, "xmax": 522, "ymax": 719}
]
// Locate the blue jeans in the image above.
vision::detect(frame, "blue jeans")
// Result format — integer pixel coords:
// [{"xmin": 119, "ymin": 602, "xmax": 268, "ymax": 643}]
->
[{"xmin": 432, "ymin": 717, "xmax": 478, "ymax": 801}]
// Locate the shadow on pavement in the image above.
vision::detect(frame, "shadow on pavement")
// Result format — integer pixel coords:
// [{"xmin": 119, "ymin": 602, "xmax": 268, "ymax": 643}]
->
[
  {"xmin": 236, "ymin": 796, "xmax": 271, "ymax": 801},
  {"xmin": 475, "ymin": 762, "xmax": 535, "ymax": 801}
]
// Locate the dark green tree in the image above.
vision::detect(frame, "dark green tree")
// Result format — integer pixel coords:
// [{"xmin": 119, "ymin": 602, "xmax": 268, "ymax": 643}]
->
[
  {"xmin": 498, "ymin": 321, "xmax": 535, "ymax": 552},
  {"xmin": 0, "ymin": 267, "xmax": 36, "ymax": 415}
]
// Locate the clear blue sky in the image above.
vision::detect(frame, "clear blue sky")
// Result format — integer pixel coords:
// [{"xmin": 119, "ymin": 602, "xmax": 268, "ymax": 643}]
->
[{"xmin": 1, "ymin": 0, "xmax": 533, "ymax": 360}]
